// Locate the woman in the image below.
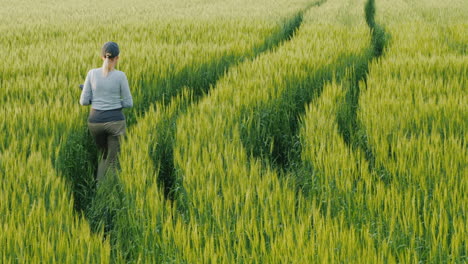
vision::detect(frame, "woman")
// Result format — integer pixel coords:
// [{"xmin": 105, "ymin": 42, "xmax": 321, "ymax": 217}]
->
[{"xmin": 80, "ymin": 41, "xmax": 133, "ymax": 182}]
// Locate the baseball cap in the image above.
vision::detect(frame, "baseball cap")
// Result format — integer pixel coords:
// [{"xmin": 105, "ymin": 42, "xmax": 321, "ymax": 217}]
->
[{"xmin": 101, "ymin": 41, "xmax": 120, "ymax": 58}]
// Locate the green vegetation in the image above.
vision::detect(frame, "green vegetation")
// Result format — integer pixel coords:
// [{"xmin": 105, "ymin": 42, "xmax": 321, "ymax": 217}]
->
[
  {"xmin": 358, "ymin": 0, "xmax": 467, "ymax": 261},
  {"xmin": 1, "ymin": 0, "xmax": 466, "ymax": 262}
]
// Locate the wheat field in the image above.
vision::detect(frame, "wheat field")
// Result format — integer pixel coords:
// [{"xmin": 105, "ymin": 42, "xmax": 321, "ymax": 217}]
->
[{"xmin": 0, "ymin": 0, "xmax": 466, "ymax": 262}]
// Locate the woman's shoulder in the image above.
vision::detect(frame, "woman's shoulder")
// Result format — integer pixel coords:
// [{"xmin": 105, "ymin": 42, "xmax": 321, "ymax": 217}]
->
[
  {"xmin": 113, "ymin": 69, "xmax": 126, "ymax": 75},
  {"xmin": 113, "ymin": 70, "xmax": 128, "ymax": 79},
  {"xmin": 88, "ymin": 68, "xmax": 102, "ymax": 75}
]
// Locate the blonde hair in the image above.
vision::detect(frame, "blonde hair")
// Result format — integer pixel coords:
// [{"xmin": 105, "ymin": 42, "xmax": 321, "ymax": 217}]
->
[{"xmin": 102, "ymin": 52, "xmax": 113, "ymax": 77}]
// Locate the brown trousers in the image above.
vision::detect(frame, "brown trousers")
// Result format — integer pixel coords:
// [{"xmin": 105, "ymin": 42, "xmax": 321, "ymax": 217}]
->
[{"xmin": 88, "ymin": 120, "xmax": 126, "ymax": 182}]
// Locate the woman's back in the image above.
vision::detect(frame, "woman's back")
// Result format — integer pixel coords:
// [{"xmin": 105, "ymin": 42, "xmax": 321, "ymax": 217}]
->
[{"xmin": 80, "ymin": 68, "xmax": 133, "ymax": 110}]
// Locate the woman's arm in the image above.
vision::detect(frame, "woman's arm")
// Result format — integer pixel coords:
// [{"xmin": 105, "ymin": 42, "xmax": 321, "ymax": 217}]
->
[
  {"xmin": 80, "ymin": 70, "xmax": 93, "ymax": 105},
  {"xmin": 120, "ymin": 73, "xmax": 133, "ymax": 108}
]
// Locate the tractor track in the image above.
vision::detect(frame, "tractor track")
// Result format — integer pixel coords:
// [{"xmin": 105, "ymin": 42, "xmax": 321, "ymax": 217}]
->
[
  {"xmin": 150, "ymin": 0, "xmax": 327, "ymax": 203},
  {"xmin": 53, "ymin": 1, "xmax": 326, "ymax": 261},
  {"xmin": 236, "ymin": 0, "xmax": 391, "ymax": 224},
  {"xmin": 336, "ymin": 0, "xmax": 390, "ymax": 183}
]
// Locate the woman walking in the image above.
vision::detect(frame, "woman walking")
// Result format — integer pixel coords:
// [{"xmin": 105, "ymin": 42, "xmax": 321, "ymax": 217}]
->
[{"xmin": 80, "ymin": 41, "xmax": 133, "ymax": 182}]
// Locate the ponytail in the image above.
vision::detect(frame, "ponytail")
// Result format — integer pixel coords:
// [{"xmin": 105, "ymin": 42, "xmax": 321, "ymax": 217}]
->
[{"xmin": 102, "ymin": 53, "xmax": 112, "ymax": 77}]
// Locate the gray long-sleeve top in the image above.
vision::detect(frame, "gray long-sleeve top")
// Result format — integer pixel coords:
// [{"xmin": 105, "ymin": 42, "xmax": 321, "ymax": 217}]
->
[{"xmin": 80, "ymin": 68, "xmax": 133, "ymax": 109}]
